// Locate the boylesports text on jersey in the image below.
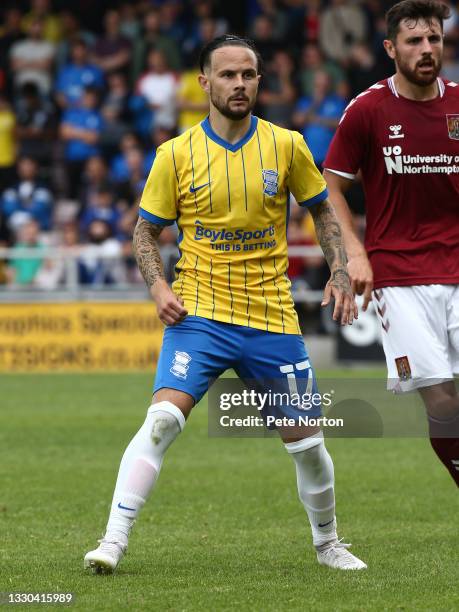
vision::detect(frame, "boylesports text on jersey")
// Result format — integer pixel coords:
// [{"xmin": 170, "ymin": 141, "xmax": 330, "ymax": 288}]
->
[
  {"xmin": 194, "ymin": 220, "xmax": 276, "ymax": 251},
  {"xmin": 383, "ymin": 146, "xmax": 459, "ymax": 175}
]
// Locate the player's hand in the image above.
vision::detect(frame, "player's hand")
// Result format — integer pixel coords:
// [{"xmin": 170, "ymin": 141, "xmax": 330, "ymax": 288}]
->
[
  {"xmin": 347, "ymin": 253, "xmax": 373, "ymax": 311},
  {"xmin": 321, "ymin": 269, "xmax": 358, "ymax": 326},
  {"xmin": 150, "ymin": 279, "xmax": 188, "ymax": 326}
]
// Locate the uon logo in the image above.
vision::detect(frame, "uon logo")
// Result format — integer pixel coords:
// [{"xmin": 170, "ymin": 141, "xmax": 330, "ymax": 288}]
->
[
  {"xmin": 389, "ymin": 124, "xmax": 404, "ymax": 139},
  {"xmin": 170, "ymin": 351, "xmax": 191, "ymax": 380},
  {"xmin": 382, "ymin": 145, "xmax": 403, "ymax": 174}
]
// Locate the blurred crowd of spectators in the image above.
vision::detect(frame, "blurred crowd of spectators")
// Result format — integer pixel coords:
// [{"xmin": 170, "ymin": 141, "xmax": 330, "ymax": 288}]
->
[{"xmin": 0, "ymin": 0, "xmax": 458, "ymax": 297}]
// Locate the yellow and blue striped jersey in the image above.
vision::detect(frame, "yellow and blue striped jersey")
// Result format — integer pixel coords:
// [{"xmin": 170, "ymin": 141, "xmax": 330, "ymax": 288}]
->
[{"xmin": 139, "ymin": 116, "xmax": 327, "ymax": 334}]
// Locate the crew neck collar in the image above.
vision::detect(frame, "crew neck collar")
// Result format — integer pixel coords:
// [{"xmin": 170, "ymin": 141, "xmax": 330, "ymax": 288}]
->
[{"xmin": 388, "ymin": 75, "xmax": 445, "ymax": 101}]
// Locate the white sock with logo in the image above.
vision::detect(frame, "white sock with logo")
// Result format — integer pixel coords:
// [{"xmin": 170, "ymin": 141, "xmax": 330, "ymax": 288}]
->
[
  {"xmin": 285, "ymin": 432, "xmax": 337, "ymax": 547},
  {"xmin": 104, "ymin": 401, "xmax": 185, "ymax": 545}
]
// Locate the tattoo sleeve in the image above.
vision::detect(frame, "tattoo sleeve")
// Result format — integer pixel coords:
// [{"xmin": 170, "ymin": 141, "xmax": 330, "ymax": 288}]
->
[
  {"xmin": 308, "ymin": 198, "xmax": 349, "ymax": 287},
  {"xmin": 132, "ymin": 217, "xmax": 165, "ymax": 288}
]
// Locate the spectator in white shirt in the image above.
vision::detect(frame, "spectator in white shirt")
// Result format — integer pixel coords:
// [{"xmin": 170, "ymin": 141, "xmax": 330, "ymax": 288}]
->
[
  {"xmin": 136, "ymin": 49, "xmax": 177, "ymax": 130},
  {"xmin": 10, "ymin": 17, "xmax": 55, "ymax": 96}
]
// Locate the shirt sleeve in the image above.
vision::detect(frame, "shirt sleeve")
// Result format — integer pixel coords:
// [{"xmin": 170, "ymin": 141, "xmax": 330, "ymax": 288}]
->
[
  {"xmin": 138, "ymin": 142, "xmax": 178, "ymax": 226},
  {"xmin": 288, "ymin": 133, "xmax": 328, "ymax": 207},
  {"xmin": 323, "ymin": 98, "xmax": 368, "ymax": 178}
]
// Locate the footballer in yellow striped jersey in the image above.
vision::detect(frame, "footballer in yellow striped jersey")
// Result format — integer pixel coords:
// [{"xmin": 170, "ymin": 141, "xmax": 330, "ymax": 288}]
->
[
  {"xmin": 139, "ymin": 114, "xmax": 327, "ymax": 333},
  {"xmin": 84, "ymin": 35, "xmax": 365, "ymax": 575}
]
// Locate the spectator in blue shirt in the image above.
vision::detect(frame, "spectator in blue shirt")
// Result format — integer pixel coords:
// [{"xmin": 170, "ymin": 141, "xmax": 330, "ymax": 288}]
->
[
  {"xmin": 292, "ymin": 70, "xmax": 347, "ymax": 168},
  {"xmin": 60, "ymin": 86, "xmax": 104, "ymax": 198},
  {"xmin": 80, "ymin": 155, "xmax": 112, "ymax": 213},
  {"xmin": 54, "ymin": 11, "xmax": 96, "ymax": 71},
  {"xmin": 55, "ymin": 38, "xmax": 104, "ymax": 109},
  {"xmin": 1, "ymin": 157, "xmax": 52, "ymax": 230},
  {"xmin": 115, "ymin": 147, "xmax": 147, "ymax": 208},
  {"xmin": 80, "ymin": 182, "xmax": 120, "ymax": 238},
  {"xmin": 143, "ymin": 125, "xmax": 173, "ymax": 173},
  {"xmin": 110, "ymin": 132, "xmax": 141, "ymax": 184},
  {"xmin": 78, "ymin": 219, "xmax": 125, "ymax": 286}
]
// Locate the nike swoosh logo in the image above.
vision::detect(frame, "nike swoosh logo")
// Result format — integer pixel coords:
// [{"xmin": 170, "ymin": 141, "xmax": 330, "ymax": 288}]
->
[
  {"xmin": 318, "ymin": 519, "xmax": 334, "ymax": 528},
  {"xmin": 189, "ymin": 182, "xmax": 210, "ymax": 193},
  {"xmin": 117, "ymin": 502, "xmax": 136, "ymax": 512}
]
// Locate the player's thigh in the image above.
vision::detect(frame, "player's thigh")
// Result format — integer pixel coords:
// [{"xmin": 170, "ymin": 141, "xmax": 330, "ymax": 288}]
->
[
  {"xmin": 236, "ymin": 330, "xmax": 321, "ymax": 437},
  {"xmin": 418, "ymin": 379, "xmax": 459, "ymax": 420},
  {"xmin": 374, "ymin": 286, "xmax": 452, "ymax": 390},
  {"xmin": 154, "ymin": 316, "xmax": 239, "ymax": 412}
]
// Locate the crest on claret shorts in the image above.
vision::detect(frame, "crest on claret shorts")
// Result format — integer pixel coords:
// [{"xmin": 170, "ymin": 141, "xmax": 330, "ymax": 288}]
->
[
  {"xmin": 446, "ymin": 114, "xmax": 459, "ymax": 140},
  {"xmin": 262, "ymin": 169, "xmax": 279, "ymax": 196}
]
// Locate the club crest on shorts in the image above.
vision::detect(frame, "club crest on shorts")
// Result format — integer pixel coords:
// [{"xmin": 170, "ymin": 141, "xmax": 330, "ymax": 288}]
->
[
  {"xmin": 170, "ymin": 351, "xmax": 191, "ymax": 380},
  {"xmin": 262, "ymin": 169, "xmax": 279, "ymax": 196},
  {"xmin": 446, "ymin": 114, "xmax": 459, "ymax": 140},
  {"xmin": 395, "ymin": 356, "xmax": 412, "ymax": 381}
]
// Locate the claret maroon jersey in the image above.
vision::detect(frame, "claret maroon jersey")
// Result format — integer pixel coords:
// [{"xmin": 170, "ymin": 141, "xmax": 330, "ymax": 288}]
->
[{"xmin": 324, "ymin": 76, "xmax": 459, "ymax": 289}]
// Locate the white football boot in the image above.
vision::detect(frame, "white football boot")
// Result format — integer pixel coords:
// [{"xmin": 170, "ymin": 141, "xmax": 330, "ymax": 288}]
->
[
  {"xmin": 316, "ymin": 538, "xmax": 367, "ymax": 570},
  {"xmin": 84, "ymin": 539, "xmax": 127, "ymax": 574}
]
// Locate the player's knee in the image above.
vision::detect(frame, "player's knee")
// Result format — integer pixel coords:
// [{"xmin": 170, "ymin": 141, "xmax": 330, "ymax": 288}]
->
[
  {"xmin": 285, "ymin": 435, "xmax": 334, "ymax": 497},
  {"xmin": 424, "ymin": 392, "xmax": 459, "ymax": 421},
  {"xmin": 420, "ymin": 382, "xmax": 459, "ymax": 421},
  {"xmin": 284, "ymin": 431, "xmax": 324, "ymax": 456},
  {"xmin": 144, "ymin": 401, "xmax": 186, "ymax": 453}
]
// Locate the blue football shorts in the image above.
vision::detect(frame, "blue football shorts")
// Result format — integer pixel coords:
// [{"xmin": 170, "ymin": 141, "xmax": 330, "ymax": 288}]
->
[{"xmin": 153, "ymin": 315, "xmax": 322, "ymax": 425}]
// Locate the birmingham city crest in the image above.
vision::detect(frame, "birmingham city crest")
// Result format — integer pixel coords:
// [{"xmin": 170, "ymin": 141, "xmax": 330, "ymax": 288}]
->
[
  {"xmin": 262, "ymin": 169, "xmax": 279, "ymax": 197},
  {"xmin": 170, "ymin": 351, "xmax": 192, "ymax": 380}
]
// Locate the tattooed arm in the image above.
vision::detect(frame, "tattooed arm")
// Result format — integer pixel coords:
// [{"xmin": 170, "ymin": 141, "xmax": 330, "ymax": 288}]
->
[
  {"xmin": 308, "ymin": 198, "xmax": 357, "ymax": 325},
  {"xmin": 323, "ymin": 169, "xmax": 373, "ymax": 310},
  {"xmin": 133, "ymin": 217, "xmax": 187, "ymax": 325}
]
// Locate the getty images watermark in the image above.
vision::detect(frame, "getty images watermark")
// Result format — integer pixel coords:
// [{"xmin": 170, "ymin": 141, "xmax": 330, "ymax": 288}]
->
[
  {"xmin": 208, "ymin": 377, "xmax": 436, "ymax": 438},
  {"xmin": 218, "ymin": 388, "xmax": 343, "ymax": 430},
  {"xmin": 207, "ymin": 378, "xmax": 350, "ymax": 437}
]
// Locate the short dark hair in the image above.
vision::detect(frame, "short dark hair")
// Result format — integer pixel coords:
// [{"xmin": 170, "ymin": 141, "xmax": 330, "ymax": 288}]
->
[
  {"xmin": 386, "ymin": 0, "xmax": 450, "ymax": 41},
  {"xmin": 199, "ymin": 34, "xmax": 262, "ymax": 74},
  {"xmin": 20, "ymin": 81, "xmax": 40, "ymax": 98},
  {"xmin": 95, "ymin": 182, "xmax": 113, "ymax": 196},
  {"xmin": 71, "ymin": 37, "xmax": 87, "ymax": 49},
  {"xmin": 83, "ymin": 85, "xmax": 99, "ymax": 96}
]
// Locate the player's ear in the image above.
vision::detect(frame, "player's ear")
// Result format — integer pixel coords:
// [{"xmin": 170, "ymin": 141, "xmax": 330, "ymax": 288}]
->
[
  {"xmin": 383, "ymin": 38, "xmax": 396, "ymax": 60},
  {"xmin": 198, "ymin": 73, "xmax": 210, "ymax": 94}
]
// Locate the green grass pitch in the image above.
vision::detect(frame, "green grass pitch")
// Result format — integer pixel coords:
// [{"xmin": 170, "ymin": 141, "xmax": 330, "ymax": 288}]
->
[{"xmin": 0, "ymin": 372, "xmax": 457, "ymax": 611}]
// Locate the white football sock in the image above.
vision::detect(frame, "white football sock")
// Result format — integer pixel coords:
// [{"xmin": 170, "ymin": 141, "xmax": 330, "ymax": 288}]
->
[
  {"xmin": 285, "ymin": 432, "xmax": 337, "ymax": 547},
  {"xmin": 104, "ymin": 401, "xmax": 185, "ymax": 544}
]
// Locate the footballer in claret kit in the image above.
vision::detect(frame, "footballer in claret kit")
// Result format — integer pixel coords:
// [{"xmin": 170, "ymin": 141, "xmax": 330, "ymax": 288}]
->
[
  {"xmin": 324, "ymin": 0, "xmax": 459, "ymax": 488},
  {"xmin": 84, "ymin": 34, "xmax": 367, "ymax": 574}
]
